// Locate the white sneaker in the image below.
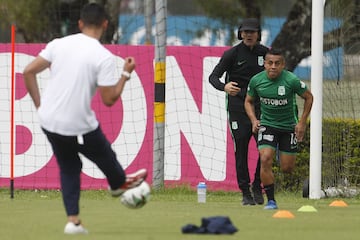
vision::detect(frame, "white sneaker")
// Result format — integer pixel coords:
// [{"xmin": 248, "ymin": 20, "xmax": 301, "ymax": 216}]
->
[{"xmin": 64, "ymin": 222, "xmax": 88, "ymax": 234}]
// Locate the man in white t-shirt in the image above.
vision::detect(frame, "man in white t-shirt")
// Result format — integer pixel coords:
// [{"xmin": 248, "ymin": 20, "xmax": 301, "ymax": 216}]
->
[{"xmin": 23, "ymin": 3, "xmax": 147, "ymax": 235}]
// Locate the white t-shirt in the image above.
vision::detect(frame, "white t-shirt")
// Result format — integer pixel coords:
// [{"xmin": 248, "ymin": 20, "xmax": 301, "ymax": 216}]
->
[{"xmin": 38, "ymin": 33, "xmax": 117, "ymax": 136}]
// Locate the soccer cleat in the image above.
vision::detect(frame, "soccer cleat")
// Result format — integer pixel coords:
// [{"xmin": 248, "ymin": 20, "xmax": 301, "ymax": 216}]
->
[
  {"xmin": 242, "ymin": 194, "xmax": 256, "ymax": 205},
  {"xmin": 251, "ymin": 184, "xmax": 264, "ymax": 205},
  {"xmin": 64, "ymin": 222, "xmax": 88, "ymax": 235},
  {"xmin": 264, "ymin": 200, "xmax": 278, "ymax": 210},
  {"xmin": 110, "ymin": 168, "xmax": 148, "ymax": 197}
]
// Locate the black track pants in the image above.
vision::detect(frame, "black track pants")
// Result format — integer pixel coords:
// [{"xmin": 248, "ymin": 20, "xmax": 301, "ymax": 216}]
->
[{"xmin": 228, "ymin": 111, "xmax": 261, "ymax": 193}]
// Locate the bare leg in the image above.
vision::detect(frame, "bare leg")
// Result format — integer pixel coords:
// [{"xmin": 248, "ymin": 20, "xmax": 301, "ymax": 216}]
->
[
  {"xmin": 279, "ymin": 153, "xmax": 296, "ymax": 173},
  {"xmin": 259, "ymin": 148, "xmax": 276, "ymax": 186},
  {"xmin": 259, "ymin": 148, "xmax": 276, "ymax": 203}
]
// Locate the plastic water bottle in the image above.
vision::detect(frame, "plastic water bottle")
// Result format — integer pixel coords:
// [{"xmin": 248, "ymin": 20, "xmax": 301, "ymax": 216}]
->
[{"xmin": 197, "ymin": 182, "xmax": 207, "ymax": 203}]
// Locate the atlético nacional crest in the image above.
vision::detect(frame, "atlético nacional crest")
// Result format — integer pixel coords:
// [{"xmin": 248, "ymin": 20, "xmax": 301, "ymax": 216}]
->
[
  {"xmin": 278, "ymin": 86, "xmax": 285, "ymax": 96},
  {"xmin": 258, "ymin": 56, "xmax": 264, "ymax": 66}
]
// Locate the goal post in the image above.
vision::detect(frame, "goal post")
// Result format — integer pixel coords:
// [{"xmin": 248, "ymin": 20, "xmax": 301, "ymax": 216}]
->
[
  {"xmin": 309, "ymin": 0, "xmax": 325, "ymax": 199},
  {"xmin": 153, "ymin": 0, "xmax": 167, "ymax": 189}
]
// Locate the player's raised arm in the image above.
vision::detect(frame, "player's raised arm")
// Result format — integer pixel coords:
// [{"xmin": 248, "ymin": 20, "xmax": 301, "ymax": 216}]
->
[{"xmin": 98, "ymin": 56, "xmax": 136, "ymax": 106}]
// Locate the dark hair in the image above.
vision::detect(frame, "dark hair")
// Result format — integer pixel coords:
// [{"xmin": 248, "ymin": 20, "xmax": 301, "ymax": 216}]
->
[
  {"xmin": 80, "ymin": 3, "xmax": 108, "ymax": 27},
  {"xmin": 266, "ymin": 48, "xmax": 283, "ymax": 57},
  {"xmin": 265, "ymin": 48, "xmax": 285, "ymax": 62}
]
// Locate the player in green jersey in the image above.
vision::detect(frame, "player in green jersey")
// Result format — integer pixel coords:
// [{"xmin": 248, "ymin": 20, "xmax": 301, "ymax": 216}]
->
[{"xmin": 244, "ymin": 49, "xmax": 313, "ymax": 210}]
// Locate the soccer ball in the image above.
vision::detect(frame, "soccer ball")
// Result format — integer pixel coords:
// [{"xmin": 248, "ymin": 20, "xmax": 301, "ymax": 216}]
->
[{"xmin": 120, "ymin": 181, "xmax": 151, "ymax": 209}]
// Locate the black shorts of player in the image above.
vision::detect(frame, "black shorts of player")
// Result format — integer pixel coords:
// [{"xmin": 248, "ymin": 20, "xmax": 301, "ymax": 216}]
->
[{"xmin": 257, "ymin": 125, "xmax": 297, "ymax": 154}]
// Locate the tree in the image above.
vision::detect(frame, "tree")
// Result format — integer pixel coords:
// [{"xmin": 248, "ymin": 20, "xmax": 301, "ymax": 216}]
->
[
  {"xmin": 196, "ymin": 0, "xmax": 311, "ymax": 70},
  {"xmin": 0, "ymin": 0, "xmax": 120, "ymax": 43},
  {"xmin": 271, "ymin": 0, "xmax": 312, "ymax": 71},
  {"xmin": 273, "ymin": 0, "xmax": 360, "ymax": 70},
  {"xmin": 197, "ymin": 0, "xmax": 360, "ymax": 71},
  {"xmin": 0, "ymin": 0, "xmax": 59, "ymax": 43}
]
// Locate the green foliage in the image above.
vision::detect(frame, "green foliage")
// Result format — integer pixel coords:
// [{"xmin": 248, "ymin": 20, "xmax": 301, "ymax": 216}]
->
[
  {"xmin": 0, "ymin": 0, "xmax": 91, "ymax": 43},
  {"xmin": 274, "ymin": 119, "xmax": 360, "ymax": 192},
  {"xmin": 322, "ymin": 119, "xmax": 360, "ymax": 187},
  {"xmin": 195, "ymin": 0, "xmax": 263, "ymax": 44},
  {"xmin": 196, "ymin": 0, "xmax": 245, "ymax": 25},
  {"xmin": 0, "ymin": 0, "xmax": 59, "ymax": 42}
]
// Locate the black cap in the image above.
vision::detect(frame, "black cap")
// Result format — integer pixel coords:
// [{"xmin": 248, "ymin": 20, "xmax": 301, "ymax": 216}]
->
[{"xmin": 239, "ymin": 18, "xmax": 260, "ymax": 31}]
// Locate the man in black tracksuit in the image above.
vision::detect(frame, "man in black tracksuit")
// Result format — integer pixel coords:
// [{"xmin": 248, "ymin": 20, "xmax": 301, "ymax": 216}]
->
[{"xmin": 209, "ymin": 18, "xmax": 268, "ymax": 205}]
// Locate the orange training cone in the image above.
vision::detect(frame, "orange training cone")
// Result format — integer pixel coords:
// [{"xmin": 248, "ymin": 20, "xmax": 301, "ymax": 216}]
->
[
  {"xmin": 329, "ymin": 200, "xmax": 348, "ymax": 207},
  {"xmin": 272, "ymin": 210, "xmax": 295, "ymax": 218}
]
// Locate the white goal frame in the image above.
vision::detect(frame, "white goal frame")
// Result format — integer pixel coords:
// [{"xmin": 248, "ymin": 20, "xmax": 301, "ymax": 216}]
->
[{"xmin": 309, "ymin": 0, "xmax": 326, "ymax": 199}]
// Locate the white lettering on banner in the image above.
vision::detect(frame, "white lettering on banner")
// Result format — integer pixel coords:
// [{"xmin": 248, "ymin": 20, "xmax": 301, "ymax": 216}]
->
[
  {"xmin": 0, "ymin": 53, "xmax": 52, "ymax": 177},
  {"xmin": 164, "ymin": 56, "xmax": 228, "ymax": 181},
  {"xmin": 0, "ymin": 53, "xmax": 146, "ymax": 178},
  {"xmin": 0, "ymin": 53, "xmax": 228, "ymax": 181}
]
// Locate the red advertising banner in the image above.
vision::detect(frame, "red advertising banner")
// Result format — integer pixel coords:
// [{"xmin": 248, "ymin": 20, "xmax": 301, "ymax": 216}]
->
[{"xmin": 0, "ymin": 44, "xmax": 258, "ymax": 191}]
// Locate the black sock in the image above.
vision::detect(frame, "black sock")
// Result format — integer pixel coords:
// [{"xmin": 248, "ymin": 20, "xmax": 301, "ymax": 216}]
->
[
  {"xmin": 251, "ymin": 180, "xmax": 262, "ymax": 189},
  {"xmin": 263, "ymin": 184, "xmax": 275, "ymax": 202}
]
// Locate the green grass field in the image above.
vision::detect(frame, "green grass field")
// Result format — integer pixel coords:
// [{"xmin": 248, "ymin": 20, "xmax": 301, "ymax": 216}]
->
[{"xmin": 0, "ymin": 188, "xmax": 359, "ymax": 240}]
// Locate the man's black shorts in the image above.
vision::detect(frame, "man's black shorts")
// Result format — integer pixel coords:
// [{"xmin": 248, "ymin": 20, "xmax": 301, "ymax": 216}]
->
[{"xmin": 257, "ymin": 125, "xmax": 297, "ymax": 154}]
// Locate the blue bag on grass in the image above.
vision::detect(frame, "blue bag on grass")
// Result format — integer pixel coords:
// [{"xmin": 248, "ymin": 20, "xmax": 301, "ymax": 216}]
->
[{"xmin": 181, "ymin": 216, "xmax": 238, "ymax": 234}]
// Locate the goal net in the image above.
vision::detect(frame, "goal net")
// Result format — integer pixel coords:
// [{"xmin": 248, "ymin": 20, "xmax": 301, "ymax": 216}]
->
[
  {"xmin": 319, "ymin": 0, "xmax": 360, "ymax": 197},
  {"xmin": 0, "ymin": 1, "xmax": 359, "ymax": 196}
]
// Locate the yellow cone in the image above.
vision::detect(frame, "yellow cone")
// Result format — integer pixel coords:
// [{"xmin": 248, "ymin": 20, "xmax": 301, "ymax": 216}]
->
[
  {"xmin": 272, "ymin": 210, "xmax": 295, "ymax": 218},
  {"xmin": 297, "ymin": 205, "xmax": 318, "ymax": 212}
]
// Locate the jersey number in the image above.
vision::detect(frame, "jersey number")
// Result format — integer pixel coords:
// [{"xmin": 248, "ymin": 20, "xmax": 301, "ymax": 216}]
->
[{"xmin": 290, "ymin": 133, "xmax": 297, "ymax": 145}]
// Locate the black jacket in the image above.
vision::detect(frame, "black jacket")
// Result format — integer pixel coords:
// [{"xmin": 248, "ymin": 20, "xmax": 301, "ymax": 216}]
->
[{"xmin": 209, "ymin": 42, "xmax": 268, "ymax": 113}]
